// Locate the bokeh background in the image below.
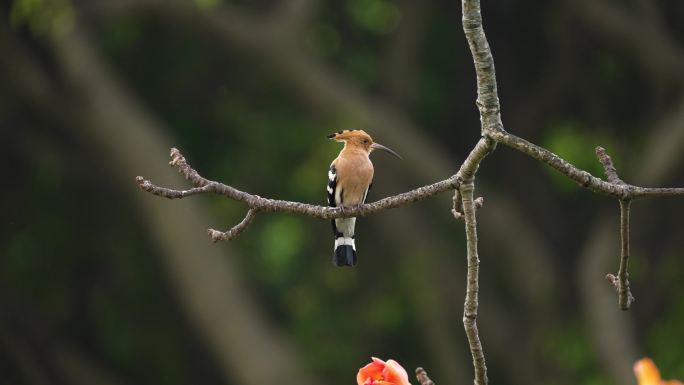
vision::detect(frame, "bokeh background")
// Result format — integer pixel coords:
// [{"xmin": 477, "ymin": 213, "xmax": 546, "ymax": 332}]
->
[{"xmin": 2, "ymin": 1, "xmax": 684, "ymax": 384}]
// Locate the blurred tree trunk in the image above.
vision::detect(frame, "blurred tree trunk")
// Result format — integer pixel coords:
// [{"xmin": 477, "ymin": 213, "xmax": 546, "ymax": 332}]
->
[{"xmin": 43, "ymin": 25, "xmax": 319, "ymax": 385}]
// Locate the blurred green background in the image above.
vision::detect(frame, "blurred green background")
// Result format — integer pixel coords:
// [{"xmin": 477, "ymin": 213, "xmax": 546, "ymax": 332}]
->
[{"xmin": 2, "ymin": 1, "xmax": 684, "ymax": 384}]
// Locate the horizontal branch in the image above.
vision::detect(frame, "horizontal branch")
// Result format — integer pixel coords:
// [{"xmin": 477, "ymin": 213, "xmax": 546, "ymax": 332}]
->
[
  {"xmin": 487, "ymin": 130, "xmax": 684, "ymax": 200},
  {"xmin": 135, "ymin": 128, "xmax": 684, "ymax": 253},
  {"xmin": 137, "ymin": 135, "xmax": 684, "ymax": 245},
  {"xmin": 137, "ymin": 148, "xmax": 460, "ymax": 221}
]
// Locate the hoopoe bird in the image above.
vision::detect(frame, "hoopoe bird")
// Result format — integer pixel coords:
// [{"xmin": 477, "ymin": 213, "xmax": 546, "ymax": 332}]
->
[{"xmin": 327, "ymin": 130, "xmax": 401, "ymax": 267}]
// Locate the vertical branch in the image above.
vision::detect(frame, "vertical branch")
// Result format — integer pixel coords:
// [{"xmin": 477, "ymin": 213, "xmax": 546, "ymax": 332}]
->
[
  {"xmin": 461, "ymin": 0, "xmax": 504, "ymax": 134},
  {"xmin": 605, "ymin": 200, "xmax": 634, "ymax": 310},
  {"xmin": 456, "ymin": 137, "xmax": 494, "ymax": 385},
  {"xmin": 597, "ymin": 147, "xmax": 635, "ymax": 310},
  {"xmin": 460, "ymin": 0, "xmax": 502, "ymax": 379},
  {"xmin": 461, "ymin": 181, "xmax": 488, "ymax": 385},
  {"xmin": 459, "ymin": 0, "xmax": 502, "ymax": 381},
  {"xmin": 617, "ymin": 199, "xmax": 634, "ymax": 310}
]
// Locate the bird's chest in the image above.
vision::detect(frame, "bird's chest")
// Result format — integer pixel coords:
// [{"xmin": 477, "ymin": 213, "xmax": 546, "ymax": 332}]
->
[
  {"xmin": 341, "ymin": 158, "xmax": 373, "ymax": 187},
  {"xmin": 336, "ymin": 156, "xmax": 374, "ymax": 206}
]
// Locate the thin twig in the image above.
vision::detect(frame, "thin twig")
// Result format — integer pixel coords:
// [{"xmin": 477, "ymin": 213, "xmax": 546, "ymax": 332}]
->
[
  {"xmin": 605, "ymin": 200, "xmax": 635, "ymax": 310},
  {"xmin": 135, "ymin": 176, "xmax": 213, "ymax": 199},
  {"xmin": 208, "ymin": 209, "xmax": 258, "ymax": 242},
  {"xmin": 415, "ymin": 367, "xmax": 436, "ymax": 385},
  {"xmin": 617, "ymin": 199, "xmax": 634, "ymax": 309},
  {"xmin": 452, "ymin": 188, "xmax": 463, "ymax": 218},
  {"xmin": 596, "ymin": 146, "xmax": 624, "ymax": 185},
  {"xmin": 452, "ymin": 192, "xmax": 484, "ymax": 220},
  {"xmin": 616, "ymin": 199, "xmax": 635, "ymax": 309}
]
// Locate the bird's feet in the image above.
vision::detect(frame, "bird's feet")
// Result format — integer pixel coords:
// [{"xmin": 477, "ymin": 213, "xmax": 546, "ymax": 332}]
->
[{"xmin": 338, "ymin": 203, "xmax": 363, "ymax": 217}]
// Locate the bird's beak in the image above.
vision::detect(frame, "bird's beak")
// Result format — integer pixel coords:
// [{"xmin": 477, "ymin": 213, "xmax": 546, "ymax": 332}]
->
[{"xmin": 370, "ymin": 142, "xmax": 402, "ymax": 159}]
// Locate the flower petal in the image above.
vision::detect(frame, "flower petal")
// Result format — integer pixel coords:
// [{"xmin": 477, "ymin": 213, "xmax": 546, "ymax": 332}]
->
[
  {"xmin": 357, "ymin": 358, "xmax": 387, "ymax": 385},
  {"xmin": 634, "ymin": 358, "xmax": 662, "ymax": 385},
  {"xmin": 383, "ymin": 359, "xmax": 411, "ymax": 385}
]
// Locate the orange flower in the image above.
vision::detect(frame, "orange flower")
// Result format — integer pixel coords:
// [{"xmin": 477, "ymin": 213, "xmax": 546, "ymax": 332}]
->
[
  {"xmin": 357, "ymin": 357, "xmax": 412, "ymax": 385},
  {"xmin": 634, "ymin": 358, "xmax": 684, "ymax": 385}
]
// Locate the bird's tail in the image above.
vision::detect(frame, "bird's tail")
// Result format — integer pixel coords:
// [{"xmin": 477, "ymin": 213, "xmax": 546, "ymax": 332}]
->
[{"xmin": 333, "ymin": 237, "xmax": 357, "ymax": 267}]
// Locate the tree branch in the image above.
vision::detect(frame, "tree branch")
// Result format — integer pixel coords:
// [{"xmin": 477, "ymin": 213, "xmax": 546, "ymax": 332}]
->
[
  {"xmin": 596, "ymin": 146, "xmax": 624, "ymax": 185},
  {"xmin": 488, "ymin": 130, "xmax": 684, "ymax": 200},
  {"xmin": 459, "ymin": 0, "xmax": 508, "ymax": 381},
  {"xmin": 615, "ymin": 199, "xmax": 634, "ymax": 310},
  {"xmin": 578, "ymin": 101, "xmax": 684, "ymax": 385},
  {"xmin": 451, "ymin": 189, "xmax": 484, "ymax": 220},
  {"xmin": 137, "ymin": 148, "xmax": 461, "ymax": 237},
  {"xmin": 606, "ymin": 200, "xmax": 634, "ymax": 310},
  {"xmin": 595, "ymin": 148, "xmax": 635, "ymax": 310},
  {"xmin": 457, "ymin": 139, "xmax": 494, "ymax": 385},
  {"xmin": 208, "ymin": 209, "xmax": 258, "ymax": 242},
  {"xmin": 461, "ymin": 1, "xmax": 503, "ymax": 135}
]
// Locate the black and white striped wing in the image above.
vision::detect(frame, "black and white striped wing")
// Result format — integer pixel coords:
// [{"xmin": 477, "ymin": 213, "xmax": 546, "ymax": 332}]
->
[
  {"xmin": 327, "ymin": 164, "xmax": 337, "ymax": 207},
  {"xmin": 327, "ymin": 162, "xmax": 357, "ymax": 266},
  {"xmin": 328, "ymin": 163, "xmax": 345, "ymax": 243}
]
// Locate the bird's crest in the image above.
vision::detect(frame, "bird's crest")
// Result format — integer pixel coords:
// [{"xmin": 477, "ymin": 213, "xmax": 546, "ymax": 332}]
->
[
  {"xmin": 326, "ymin": 129, "xmax": 372, "ymax": 142},
  {"xmin": 327, "ymin": 129, "xmax": 401, "ymax": 159}
]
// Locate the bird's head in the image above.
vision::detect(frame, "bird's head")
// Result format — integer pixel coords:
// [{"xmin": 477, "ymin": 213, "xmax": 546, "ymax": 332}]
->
[{"xmin": 327, "ymin": 129, "xmax": 401, "ymax": 159}]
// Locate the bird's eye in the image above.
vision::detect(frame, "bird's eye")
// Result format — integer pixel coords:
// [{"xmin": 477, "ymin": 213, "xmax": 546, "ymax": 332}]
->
[{"xmin": 363, "ymin": 139, "xmax": 369, "ymax": 144}]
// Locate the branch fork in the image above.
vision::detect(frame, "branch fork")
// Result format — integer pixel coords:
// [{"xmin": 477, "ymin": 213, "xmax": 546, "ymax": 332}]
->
[
  {"xmin": 452, "ymin": 188, "xmax": 484, "ymax": 220},
  {"xmin": 595, "ymin": 147, "xmax": 635, "ymax": 310}
]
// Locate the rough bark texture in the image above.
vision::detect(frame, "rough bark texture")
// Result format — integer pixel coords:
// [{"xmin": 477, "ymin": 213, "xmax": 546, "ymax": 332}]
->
[{"xmin": 617, "ymin": 200, "xmax": 634, "ymax": 310}]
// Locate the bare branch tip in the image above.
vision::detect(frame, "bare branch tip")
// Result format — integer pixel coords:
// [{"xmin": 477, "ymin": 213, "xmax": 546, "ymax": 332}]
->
[
  {"xmin": 415, "ymin": 367, "xmax": 436, "ymax": 385},
  {"xmin": 169, "ymin": 147, "xmax": 183, "ymax": 166},
  {"xmin": 135, "ymin": 176, "xmax": 153, "ymax": 192},
  {"xmin": 595, "ymin": 146, "xmax": 611, "ymax": 164},
  {"xmin": 605, "ymin": 273, "xmax": 619, "ymax": 288},
  {"xmin": 208, "ymin": 228, "xmax": 223, "ymax": 242},
  {"xmin": 207, "ymin": 209, "xmax": 258, "ymax": 242},
  {"xmin": 594, "ymin": 145, "xmax": 625, "ymax": 186}
]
